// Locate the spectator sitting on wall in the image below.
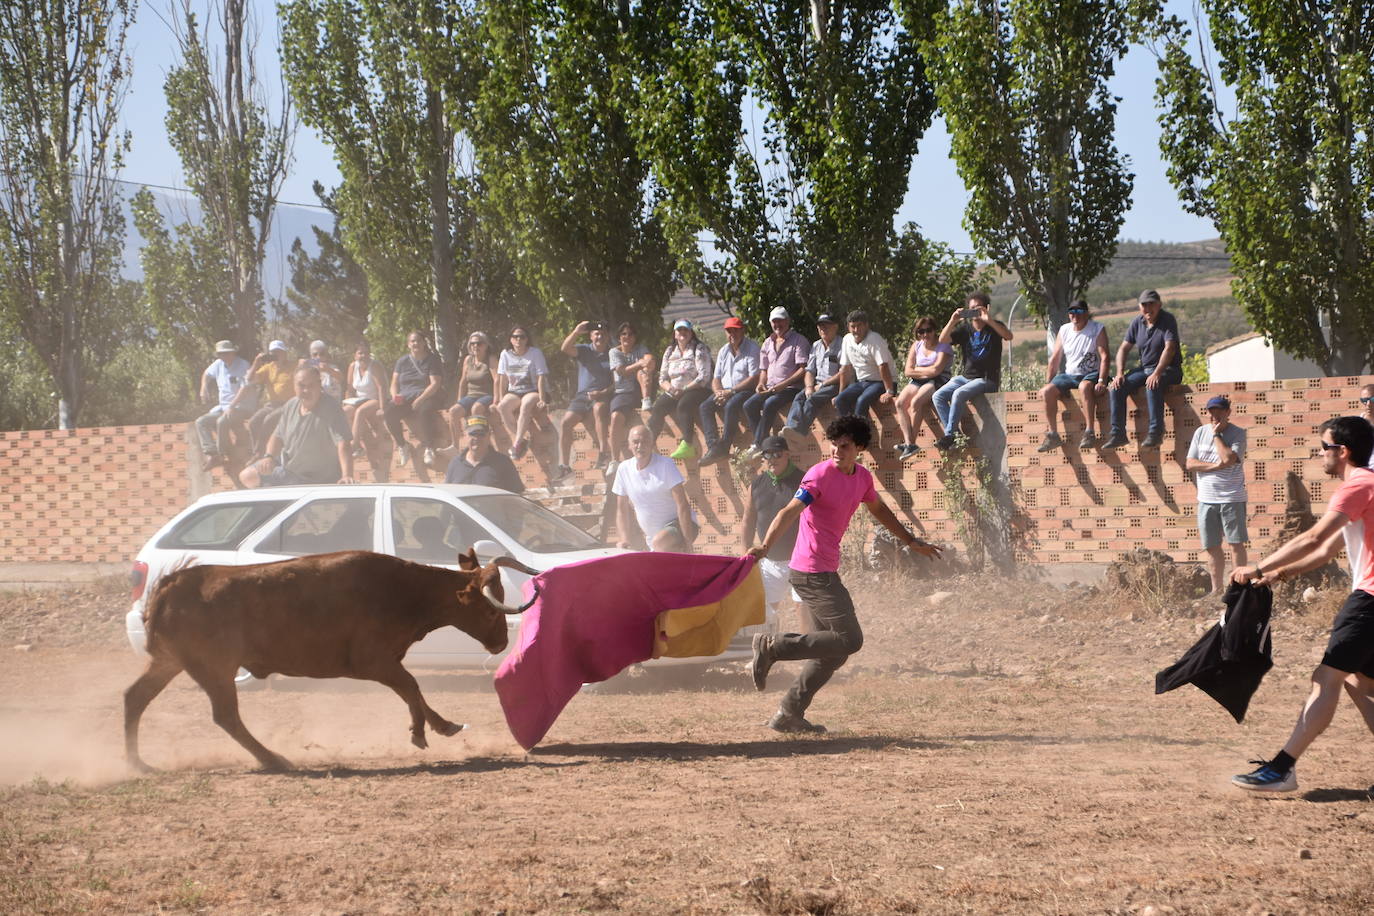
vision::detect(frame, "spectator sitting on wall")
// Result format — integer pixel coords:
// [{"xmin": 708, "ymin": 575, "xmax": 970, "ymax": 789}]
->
[
  {"xmin": 246, "ymin": 339, "xmax": 296, "ymax": 455},
  {"xmin": 302, "ymin": 339, "xmax": 344, "ymax": 401},
  {"xmin": 343, "ymin": 341, "xmax": 390, "ymax": 479},
  {"xmin": 1103, "ymin": 289, "xmax": 1183, "ymax": 450},
  {"xmin": 612, "ymin": 424, "xmax": 699, "ymax": 552},
  {"xmin": 555, "ymin": 320, "xmax": 614, "ymax": 481},
  {"xmin": 1038, "ymin": 300, "xmax": 1110, "ymax": 452},
  {"xmin": 647, "ymin": 319, "xmax": 713, "ymax": 462},
  {"xmin": 893, "ymin": 316, "xmax": 954, "ymax": 461},
  {"xmin": 444, "ymin": 416, "xmax": 524, "ymax": 493},
  {"xmin": 933, "ymin": 293, "xmax": 1014, "ymax": 451},
  {"xmin": 1186, "ymin": 394, "xmax": 1249, "ymax": 594},
  {"xmin": 741, "ymin": 434, "xmax": 805, "ymax": 618},
  {"xmin": 496, "ymin": 325, "xmax": 551, "ymax": 464},
  {"xmin": 447, "ymin": 331, "xmax": 498, "ymax": 455},
  {"xmin": 386, "ymin": 329, "xmax": 446, "ymax": 471},
  {"xmin": 833, "ymin": 310, "xmax": 897, "ymax": 446},
  {"xmin": 195, "ymin": 340, "xmax": 257, "ymax": 472},
  {"xmin": 240, "ymin": 367, "xmax": 355, "ymax": 488},
  {"xmin": 742, "ymin": 307, "xmax": 809, "ymax": 460},
  {"xmin": 782, "ymin": 313, "xmax": 843, "ymax": 449},
  {"xmin": 608, "ymin": 322, "xmax": 655, "ymax": 469},
  {"xmin": 700, "ymin": 316, "xmax": 761, "ymax": 466}
]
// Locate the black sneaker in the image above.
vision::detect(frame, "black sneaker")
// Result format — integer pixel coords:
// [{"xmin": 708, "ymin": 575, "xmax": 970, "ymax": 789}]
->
[
  {"xmin": 1036, "ymin": 432, "xmax": 1063, "ymax": 453},
  {"xmin": 552, "ymin": 463, "xmax": 573, "ymax": 482},
  {"xmin": 933, "ymin": 435, "xmax": 954, "ymax": 452},
  {"xmin": 767, "ymin": 711, "xmax": 827, "ymax": 734},
  {"xmin": 1141, "ymin": 433, "xmax": 1163, "ymax": 448},
  {"xmin": 699, "ymin": 443, "xmax": 729, "ymax": 466},
  {"xmin": 750, "ymin": 633, "xmax": 774, "ymax": 691},
  {"xmin": 1101, "ymin": 432, "xmax": 1128, "ymax": 449},
  {"xmin": 1231, "ymin": 759, "xmax": 1297, "ymax": 793}
]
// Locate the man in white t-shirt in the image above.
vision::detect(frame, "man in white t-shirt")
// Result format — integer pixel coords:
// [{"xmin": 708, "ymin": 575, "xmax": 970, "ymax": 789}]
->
[
  {"xmin": 1228, "ymin": 416, "xmax": 1374, "ymax": 793},
  {"xmin": 832, "ymin": 310, "xmax": 896, "ymax": 437},
  {"xmin": 1185, "ymin": 394, "xmax": 1248, "ymax": 593},
  {"xmin": 1037, "ymin": 300, "xmax": 1109, "ymax": 452},
  {"xmin": 612, "ymin": 425, "xmax": 699, "ymax": 552},
  {"xmin": 195, "ymin": 340, "xmax": 257, "ymax": 471}
]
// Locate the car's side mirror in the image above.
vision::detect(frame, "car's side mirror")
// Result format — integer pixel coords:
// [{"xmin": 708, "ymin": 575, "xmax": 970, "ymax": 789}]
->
[{"xmin": 471, "ymin": 539, "xmax": 503, "ymax": 564}]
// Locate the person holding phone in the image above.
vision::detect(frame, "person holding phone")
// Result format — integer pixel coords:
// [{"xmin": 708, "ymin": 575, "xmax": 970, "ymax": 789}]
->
[{"xmin": 932, "ymin": 293, "xmax": 1014, "ymax": 451}]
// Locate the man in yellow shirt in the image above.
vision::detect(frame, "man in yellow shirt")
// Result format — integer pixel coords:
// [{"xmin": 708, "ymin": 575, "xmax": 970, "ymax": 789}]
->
[{"xmin": 244, "ymin": 339, "xmax": 296, "ymax": 454}]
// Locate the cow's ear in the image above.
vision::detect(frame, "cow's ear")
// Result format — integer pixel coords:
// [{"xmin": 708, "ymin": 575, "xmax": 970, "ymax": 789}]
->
[{"xmin": 457, "ymin": 547, "xmax": 479, "ymax": 570}]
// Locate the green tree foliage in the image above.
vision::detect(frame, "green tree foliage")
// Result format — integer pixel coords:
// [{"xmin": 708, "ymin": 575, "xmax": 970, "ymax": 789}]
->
[
  {"xmin": 281, "ymin": 0, "xmax": 538, "ymax": 362},
  {"xmin": 0, "ymin": 0, "xmax": 138, "ymax": 428},
  {"xmin": 274, "ymin": 182, "xmax": 370, "ymax": 348},
  {"xmin": 631, "ymin": 0, "xmax": 963, "ymax": 338},
  {"xmin": 1154, "ymin": 2, "xmax": 1374, "ymax": 375},
  {"xmin": 467, "ymin": 0, "xmax": 675, "ymax": 338},
  {"xmin": 139, "ymin": 0, "xmax": 295, "ymax": 356},
  {"xmin": 920, "ymin": 0, "xmax": 1140, "ymax": 331}
]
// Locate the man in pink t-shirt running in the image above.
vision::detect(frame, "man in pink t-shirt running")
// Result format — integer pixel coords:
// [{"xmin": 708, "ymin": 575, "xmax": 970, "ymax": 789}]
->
[
  {"xmin": 745, "ymin": 415, "xmax": 941, "ymax": 733},
  {"xmin": 1227, "ymin": 416, "xmax": 1374, "ymax": 793}
]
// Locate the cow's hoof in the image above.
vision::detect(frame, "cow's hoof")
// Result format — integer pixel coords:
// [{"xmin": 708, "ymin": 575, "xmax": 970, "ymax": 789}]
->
[
  {"xmin": 127, "ymin": 758, "xmax": 158, "ymax": 775},
  {"xmin": 258, "ymin": 755, "xmax": 293, "ymax": 772},
  {"xmin": 411, "ymin": 732, "xmax": 429, "ymax": 750}
]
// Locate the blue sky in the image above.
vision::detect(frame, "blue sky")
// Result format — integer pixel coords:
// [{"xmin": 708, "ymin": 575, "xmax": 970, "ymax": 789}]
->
[{"xmin": 119, "ymin": 1, "xmax": 1222, "ymax": 259}]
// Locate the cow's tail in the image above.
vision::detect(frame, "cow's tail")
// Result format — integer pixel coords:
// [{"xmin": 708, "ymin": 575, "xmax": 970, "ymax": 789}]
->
[{"xmin": 141, "ymin": 555, "xmax": 198, "ymax": 651}]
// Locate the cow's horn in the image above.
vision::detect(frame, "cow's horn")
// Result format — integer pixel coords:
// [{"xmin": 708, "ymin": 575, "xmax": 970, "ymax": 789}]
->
[
  {"xmin": 483, "ymin": 582, "xmax": 540, "ymax": 614},
  {"xmin": 491, "ymin": 555, "xmax": 541, "ymax": 576}
]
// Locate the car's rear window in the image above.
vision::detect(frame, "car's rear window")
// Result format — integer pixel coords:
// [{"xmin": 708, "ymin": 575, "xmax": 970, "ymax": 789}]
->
[{"xmin": 157, "ymin": 501, "xmax": 293, "ymax": 551}]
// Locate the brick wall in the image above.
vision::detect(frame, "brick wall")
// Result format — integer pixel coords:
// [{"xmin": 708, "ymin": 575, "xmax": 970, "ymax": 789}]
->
[{"xmin": 1, "ymin": 376, "xmax": 1367, "ymax": 565}]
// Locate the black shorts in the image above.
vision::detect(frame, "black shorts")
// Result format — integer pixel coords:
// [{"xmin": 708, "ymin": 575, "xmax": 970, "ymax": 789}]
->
[
  {"xmin": 610, "ymin": 391, "xmax": 641, "ymax": 415},
  {"xmin": 1321, "ymin": 590, "xmax": 1374, "ymax": 677}
]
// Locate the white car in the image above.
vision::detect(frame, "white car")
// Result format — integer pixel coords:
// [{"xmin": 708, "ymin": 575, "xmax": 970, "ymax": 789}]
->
[{"xmin": 125, "ymin": 483, "xmax": 774, "ymax": 683}]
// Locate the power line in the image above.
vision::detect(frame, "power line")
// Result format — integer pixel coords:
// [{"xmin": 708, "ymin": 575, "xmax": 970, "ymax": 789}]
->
[{"xmin": 111, "ymin": 175, "xmax": 331, "ymax": 212}]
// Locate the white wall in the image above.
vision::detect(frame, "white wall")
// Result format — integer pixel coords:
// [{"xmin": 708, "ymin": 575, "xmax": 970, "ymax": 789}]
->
[{"xmin": 1208, "ymin": 336, "xmax": 1325, "ymax": 382}]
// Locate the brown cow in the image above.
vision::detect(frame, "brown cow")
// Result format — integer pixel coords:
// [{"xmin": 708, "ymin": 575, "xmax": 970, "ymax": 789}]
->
[{"xmin": 123, "ymin": 548, "xmax": 538, "ymax": 772}]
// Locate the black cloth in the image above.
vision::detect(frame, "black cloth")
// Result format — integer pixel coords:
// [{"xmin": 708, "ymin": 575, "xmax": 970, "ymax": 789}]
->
[
  {"xmin": 443, "ymin": 449, "xmax": 525, "ymax": 493},
  {"xmin": 394, "ymin": 351, "xmax": 444, "ymax": 397},
  {"xmin": 750, "ymin": 464, "xmax": 804, "ymax": 561},
  {"xmin": 1155, "ymin": 582, "xmax": 1273, "ymax": 723},
  {"xmin": 951, "ymin": 324, "xmax": 1003, "ymax": 387}
]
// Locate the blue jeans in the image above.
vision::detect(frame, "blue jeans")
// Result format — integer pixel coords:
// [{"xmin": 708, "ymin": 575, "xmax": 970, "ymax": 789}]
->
[
  {"xmin": 787, "ymin": 383, "xmax": 839, "ymax": 431},
  {"xmin": 933, "ymin": 375, "xmax": 994, "ymax": 436},
  {"xmin": 699, "ymin": 389, "xmax": 754, "ymax": 448},
  {"xmin": 833, "ymin": 379, "xmax": 887, "ymax": 422},
  {"xmin": 744, "ymin": 386, "xmax": 802, "ymax": 447},
  {"xmin": 1108, "ymin": 365, "xmax": 1182, "ymax": 437}
]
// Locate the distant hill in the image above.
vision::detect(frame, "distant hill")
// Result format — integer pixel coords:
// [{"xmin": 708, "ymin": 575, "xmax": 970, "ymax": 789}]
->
[{"xmin": 989, "ymin": 238, "xmax": 1232, "ymax": 310}]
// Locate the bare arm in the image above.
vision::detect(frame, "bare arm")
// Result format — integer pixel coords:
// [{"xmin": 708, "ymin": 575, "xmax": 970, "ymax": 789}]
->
[
  {"xmin": 747, "ymin": 498, "xmax": 805, "ymax": 558},
  {"xmin": 938, "ymin": 308, "xmax": 961, "ymax": 345},
  {"xmin": 1234, "ymin": 509, "xmax": 1350, "ymax": 585},
  {"xmin": 878, "ymin": 361, "xmax": 896, "ymax": 403},
  {"xmin": 1046, "ymin": 338, "xmax": 1064, "ymax": 380},
  {"xmin": 985, "ymin": 314, "xmax": 1014, "ymax": 341},
  {"xmin": 741, "ymin": 490, "xmax": 758, "ymax": 552},
  {"xmin": 671, "ymin": 483, "xmax": 693, "ymax": 540},
  {"xmin": 864, "ymin": 498, "xmax": 941, "ymax": 557},
  {"xmin": 1094, "ymin": 328, "xmax": 1110, "ymax": 387},
  {"xmin": 336, "ymin": 439, "xmax": 355, "ymax": 484},
  {"xmin": 561, "ymin": 321, "xmax": 589, "ymax": 357},
  {"xmin": 615, "ymin": 494, "xmax": 633, "ymax": 550}
]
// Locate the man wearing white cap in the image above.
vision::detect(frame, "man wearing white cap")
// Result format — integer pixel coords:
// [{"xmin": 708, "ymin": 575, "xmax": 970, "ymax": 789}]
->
[
  {"xmin": 742, "ymin": 307, "xmax": 809, "ymax": 458},
  {"xmin": 195, "ymin": 340, "xmax": 256, "ymax": 471},
  {"xmin": 246, "ymin": 339, "xmax": 296, "ymax": 455},
  {"xmin": 302, "ymin": 339, "xmax": 344, "ymax": 400}
]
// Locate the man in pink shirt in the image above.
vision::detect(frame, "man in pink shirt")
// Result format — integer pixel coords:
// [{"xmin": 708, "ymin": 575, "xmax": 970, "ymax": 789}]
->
[
  {"xmin": 1228, "ymin": 416, "xmax": 1374, "ymax": 792},
  {"xmin": 746, "ymin": 415, "xmax": 941, "ymax": 733}
]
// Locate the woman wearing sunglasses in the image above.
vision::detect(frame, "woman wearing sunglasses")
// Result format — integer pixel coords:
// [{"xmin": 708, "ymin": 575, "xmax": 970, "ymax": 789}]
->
[
  {"xmin": 893, "ymin": 317, "xmax": 953, "ymax": 460},
  {"xmin": 496, "ymin": 326, "xmax": 550, "ymax": 461}
]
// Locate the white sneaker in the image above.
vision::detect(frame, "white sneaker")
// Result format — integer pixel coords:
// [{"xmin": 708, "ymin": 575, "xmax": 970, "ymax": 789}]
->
[
  {"xmin": 422, "ymin": 447, "xmax": 438, "ymax": 468},
  {"xmin": 641, "ymin": 397, "xmax": 652, "ymax": 411},
  {"xmin": 396, "ymin": 445, "xmax": 409, "ymax": 467}
]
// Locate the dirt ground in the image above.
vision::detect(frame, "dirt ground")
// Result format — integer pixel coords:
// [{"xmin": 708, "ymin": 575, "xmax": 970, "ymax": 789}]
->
[{"xmin": 3, "ymin": 572, "xmax": 1373, "ymax": 915}]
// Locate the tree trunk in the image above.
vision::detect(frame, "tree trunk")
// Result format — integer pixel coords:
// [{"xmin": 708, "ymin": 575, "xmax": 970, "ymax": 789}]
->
[{"xmin": 426, "ymin": 83, "xmax": 458, "ymax": 368}]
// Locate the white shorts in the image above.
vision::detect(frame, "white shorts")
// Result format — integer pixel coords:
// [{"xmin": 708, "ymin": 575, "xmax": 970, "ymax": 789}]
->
[{"xmin": 759, "ymin": 557, "xmax": 799, "ymax": 611}]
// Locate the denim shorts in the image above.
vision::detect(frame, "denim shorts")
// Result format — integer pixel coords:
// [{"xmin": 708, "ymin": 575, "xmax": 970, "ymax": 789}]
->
[
  {"xmin": 1050, "ymin": 371, "xmax": 1100, "ymax": 391},
  {"xmin": 456, "ymin": 394, "xmax": 493, "ymax": 411},
  {"xmin": 1198, "ymin": 501, "xmax": 1248, "ymax": 548}
]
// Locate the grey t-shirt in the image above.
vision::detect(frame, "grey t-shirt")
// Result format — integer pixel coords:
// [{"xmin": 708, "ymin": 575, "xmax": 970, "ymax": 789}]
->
[
  {"xmin": 274, "ymin": 394, "xmax": 352, "ymax": 483},
  {"xmin": 610, "ymin": 344, "xmax": 650, "ymax": 394},
  {"xmin": 1188, "ymin": 423, "xmax": 1246, "ymax": 503}
]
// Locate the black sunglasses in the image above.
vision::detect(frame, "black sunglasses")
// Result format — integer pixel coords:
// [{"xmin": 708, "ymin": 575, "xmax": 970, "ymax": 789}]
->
[
  {"xmin": 468, "ymin": 428, "xmax": 489, "ymax": 437},
  {"xmin": 1319, "ymin": 441, "xmax": 1342, "ymax": 451},
  {"xmin": 761, "ymin": 450, "xmax": 785, "ymax": 458},
  {"xmin": 1360, "ymin": 396, "xmax": 1373, "ymax": 404}
]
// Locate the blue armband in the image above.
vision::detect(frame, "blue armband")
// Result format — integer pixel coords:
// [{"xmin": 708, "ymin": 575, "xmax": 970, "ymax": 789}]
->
[{"xmin": 794, "ymin": 487, "xmax": 814, "ymax": 507}]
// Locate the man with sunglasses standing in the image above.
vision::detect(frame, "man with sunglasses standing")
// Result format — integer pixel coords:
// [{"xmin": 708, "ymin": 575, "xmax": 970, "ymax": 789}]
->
[
  {"xmin": 1228, "ymin": 416, "xmax": 1374, "ymax": 792},
  {"xmin": 1360, "ymin": 383, "xmax": 1374, "ymax": 427},
  {"xmin": 741, "ymin": 435, "xmax": 805, "ymax": 619},
  {"xmin": 443, "ymin": 416, "xmax": 524, "ymax": 493}
]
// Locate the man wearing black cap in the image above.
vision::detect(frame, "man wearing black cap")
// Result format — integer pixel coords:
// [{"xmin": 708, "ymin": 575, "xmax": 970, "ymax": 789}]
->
[
  {"xmin": 782, "ymin": 313, "xmax": 844, "ymax": 447},
  {"xmin": 1186, "ymin": 394, "xmax": 1248, "ymax": 593},
  {"xmin": 555, "ymin": 320, "xmax": 614, "ymax": 480},
  {"xmin": 1104, "ymin": 289, "xmax": 1182, "ymax": 449},
  {"xmin": 444, "ymin": 415, "xmax": 524, "ymax": 493},
  {"xmin": 741, "ymin": 434, "xmax": 805, "ymax": 618}
]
